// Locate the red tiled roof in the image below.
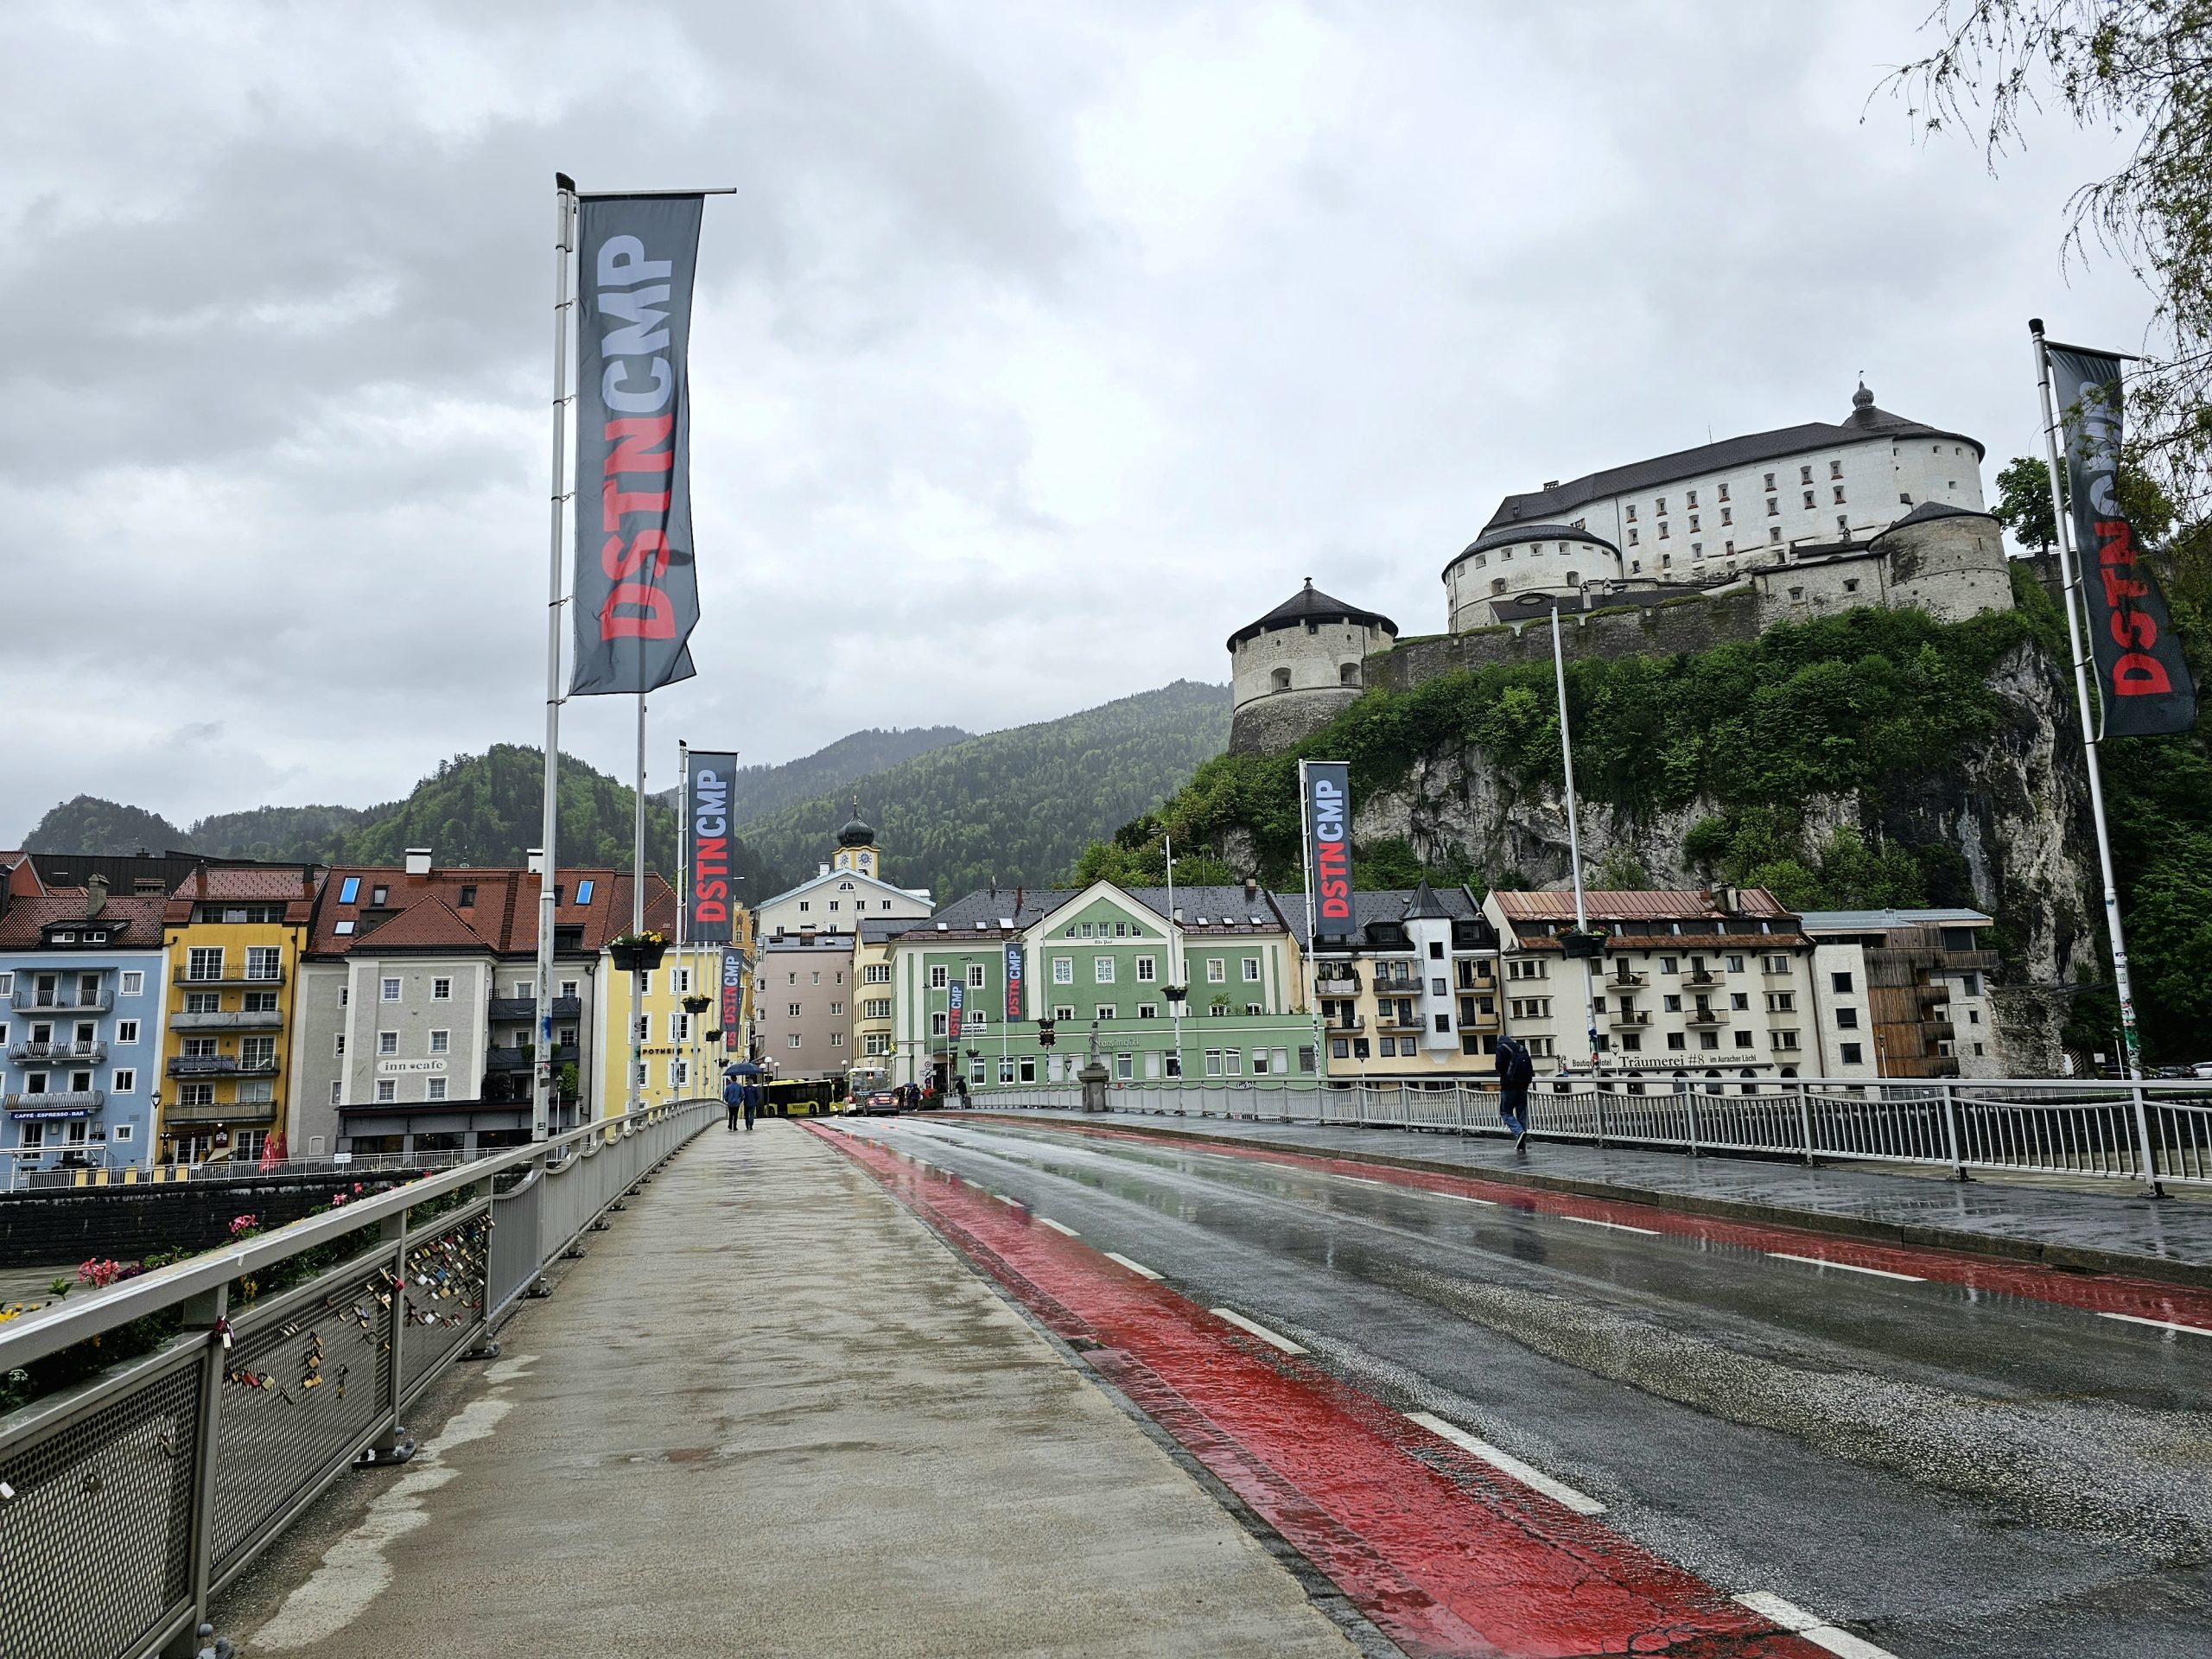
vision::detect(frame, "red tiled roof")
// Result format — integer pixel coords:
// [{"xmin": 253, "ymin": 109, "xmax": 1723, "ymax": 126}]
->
[
  {"xmin": 0, "ymin": 893, "xmax": 168, "ymax": 950},
  {"xmin": 1, "ymin": 852, "xmax": 47, "ymax": 900},
  {"xmin": 344, "ymin": 897, "xmax": 498, "ymax": 953},
  {"xmin": 1491, "ymin": 888, "xmax": 1791, "ymax": 923},
  {"xmin": 307, "ymin": 865, "xmax": 677, "ymax": 958},
  {"xmin": 163, "ymin": 864, "xmax": 321, "ymax": 925}
]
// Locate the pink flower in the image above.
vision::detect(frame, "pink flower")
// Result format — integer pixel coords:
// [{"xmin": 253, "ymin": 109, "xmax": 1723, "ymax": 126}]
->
[
  {"xmin": 228, "ymin": 1214, "xmax": 259, "ymax": 1238},
  {"xmin": 329, "ymin": 1192, "xmax": 348, "ymax": 1207},
  {"xmin": 76, "ymin": 1258, "xmax": 125, "ymax": 1289}
]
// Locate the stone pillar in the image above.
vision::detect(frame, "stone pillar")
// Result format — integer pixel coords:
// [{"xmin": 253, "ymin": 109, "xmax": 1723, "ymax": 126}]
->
[{"xmin": 1077, "ymin": 1058, "xmax": 1110, "ymax": 1113}]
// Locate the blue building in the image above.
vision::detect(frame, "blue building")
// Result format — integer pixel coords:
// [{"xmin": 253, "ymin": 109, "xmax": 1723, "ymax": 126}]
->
[{"xmin": 0, "ymin": 877, "xmax": 168, "ymax": 1179}]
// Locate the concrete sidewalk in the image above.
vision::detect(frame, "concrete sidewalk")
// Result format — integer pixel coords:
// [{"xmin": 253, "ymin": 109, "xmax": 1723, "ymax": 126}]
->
[
  {"xmin": 991, "ymin": 1109, "xmax": 2212, "ymax": 1287},
  {"xmin": 215, "ymin": 1121, "xmax": 1361, "ymax": 1659}
]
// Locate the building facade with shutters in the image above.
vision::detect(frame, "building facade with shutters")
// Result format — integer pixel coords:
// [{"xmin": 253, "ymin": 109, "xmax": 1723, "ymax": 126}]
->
[
  {"xmin": 0, "ymin": 881, "xmax": 168, "ymax": 1176},
  {"xmin": 1481, "ymin": 887, "xmax": 1865, "ymax": 1091},
  {"xmin": 888, "ymin": 881, "xmax": 1318, "ymax": 1096},
  {"xmin": 1798, "ymin": 909, "xmax": 2005, "ymax": 1079},
  {"xmin": 1282, "ymin": 883, "xmax": 1503, "ymax": 1081},
  {"xmin": 157, "ymin": 866, "xmax": 321, "ymax": 1166}
]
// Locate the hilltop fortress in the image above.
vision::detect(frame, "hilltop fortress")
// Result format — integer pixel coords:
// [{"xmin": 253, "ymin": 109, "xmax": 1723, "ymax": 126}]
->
[{"xmin": 1230, "ymin": 383, "xmax": 2014, "ymax": 753}]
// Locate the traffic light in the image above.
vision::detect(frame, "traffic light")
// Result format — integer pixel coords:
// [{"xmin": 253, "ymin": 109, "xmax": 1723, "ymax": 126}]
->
[{"xmin": 1037, "ymin": 1018, "xmax": 1056, "ymax": 1048}]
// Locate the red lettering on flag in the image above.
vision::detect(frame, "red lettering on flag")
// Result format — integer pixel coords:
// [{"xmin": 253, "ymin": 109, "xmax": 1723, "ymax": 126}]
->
[
  {"xmin": 604, "ymin": 416, "xmax": 675, "ymax": 475},
  {"xmin": 600, "ymin": 582, "xmax": 677, "ymax": 640},
  {"xmin": 2113, "ymin": 652, "xmax": 2173, "ymax": 696},
  {"xmin": 602, "ymin": 482, "xmax": 671, "ymax": 531}
]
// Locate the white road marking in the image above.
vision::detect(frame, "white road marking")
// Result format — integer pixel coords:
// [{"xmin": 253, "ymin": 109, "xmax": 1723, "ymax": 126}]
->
[
  {"xmin": 1404, "ymin": 1411, "xmax": 1607, "ymax": 1515},
  {"xmin": 1767, "ymin": 1252, "xmax": 1925, "ymax": 1282},
  {"xmin": 959, "ymin": 1178, "xmax": 985, "ymax": 1190},
  {"xmin": 2099, "ymin": 1310, "xmax": 2212, "ymax": 1338},
  {"xmin": 1560, "ymin": 1215, "xmax": 1661, "ymax": 1236},
  {"xmin": 1209, "ymin": 1308, "xmax": 1308, "ymax": 1355},
  {"xmin": 1103, "ymin": 1251, "xmax": 1163, "ymax": 1280},
  {"xmin": 992, "ymin": 1192, "xmax": 1018, "ymax": 1205},
  {"xmin": 1439, "ymin": 1192, "xmax": 1499, "ymax": 1205},
  {"xmin": 1334, "ymin": 1176, "xmax": 1390, "ymax": 1186},
  {"xmin": 1732, "ymin": 1592, "xmax": 1903, "ymax": 1659},
  {"xmin": 1037, "ymin": 1217, "xmax": 1079, "ymax": 1236}
]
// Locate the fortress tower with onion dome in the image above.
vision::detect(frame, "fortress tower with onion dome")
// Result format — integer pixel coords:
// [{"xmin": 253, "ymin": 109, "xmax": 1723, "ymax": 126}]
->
[{"xmin": 1228, "ymin": 381, "xmax": 2014, "ymax": 754}]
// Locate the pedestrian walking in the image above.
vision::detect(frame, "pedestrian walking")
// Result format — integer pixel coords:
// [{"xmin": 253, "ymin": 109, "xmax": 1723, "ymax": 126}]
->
[
  {"xmin": 742, "ymin": 1077, "xmax": 760, "ymax": 1131},
  {"xmin": 1494, "ymin": 1034, "xmax": 1534, "ymax": 1152},
  {"xmin": 734, "ymin": 1071, "xmax": 760, "ymax": 1141}
]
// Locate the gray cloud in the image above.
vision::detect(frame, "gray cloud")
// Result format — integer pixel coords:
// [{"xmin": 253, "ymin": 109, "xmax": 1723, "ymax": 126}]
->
[{"xmin": 0, "ymin": 0, "xmax": 2158, "ymax": 842}]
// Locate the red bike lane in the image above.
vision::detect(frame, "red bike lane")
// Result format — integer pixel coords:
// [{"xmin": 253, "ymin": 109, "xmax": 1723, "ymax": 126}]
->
[{"xmin": 811, "ymin": 1120, "xmax": 1840, "ymax": 1659}]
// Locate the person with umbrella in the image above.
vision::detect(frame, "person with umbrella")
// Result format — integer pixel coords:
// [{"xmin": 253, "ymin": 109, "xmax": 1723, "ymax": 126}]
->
[{"xmin": 727, "ymin": 1059, "xmax": 766, "ymax": 1131}]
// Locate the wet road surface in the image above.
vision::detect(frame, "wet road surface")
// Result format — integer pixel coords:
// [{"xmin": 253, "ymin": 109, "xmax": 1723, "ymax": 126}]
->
[{"xmin": 836, "ymin": 1114, "xmax": 2212, "ymax": 1659}]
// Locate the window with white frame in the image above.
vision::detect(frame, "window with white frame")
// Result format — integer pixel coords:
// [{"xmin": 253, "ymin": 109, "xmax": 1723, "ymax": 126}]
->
[
  {"xmin": 188, "ymin": 948, "xmax": 225, "ymax": 982},
  {"xmin": 1242, "ymin": 957, "xmax": 1260, "ymax": 982},
  {"xmin": 431, "ymin": 976, "xmax": 452, "ymax": 1001},
  {"xmin": 427, "ymin": 1078, "xmax": 448, "ymax": 1101},
  {"xmin": 334, "ymin": 1034, "xmax": 346, "ymax": 1058},
  {"xmin": 1052, "ymin": 957, "xmax": 1072, "ymax": 984},
  {"xmin": 111, "ymin": 1068, "xmax": 136, "ymax": 1093},
  {"xmin": 968, "ymin": 963, "xmax": 986, "ymax": 988},
  {"xmin": 378, "ymin": 1031, "xmax": 398, "ymax": 1055},
  {"xmin": 1206, "ymin": 959, "xmax": 1224, "ymax": 982},
  {"xmin": 931, "ymin": 1013, "xmax": 948, "ymax": 1037},
  {"xmin": 245, "ymin": 947, "xmax": 281, "ymax": 981},
  {"xmin": 673, "ymin": 1012, "xmax": 690, "ymax": 1041},
  {"xmin": 381, "ymin": 977, "xmax": 401, "ymax": 1001},
  {"xmin": 119, "ymin": 970, "xmax": 143, "ymax": 996},
  {"xmin": 1094, "ymin": 957, "xmax": 1114, "ymax": 983},
  {"xmin": 376, "ymin": 1079, "xmax": 397, "ymax": 1103},
  {"xmin": 930, "ymin": 965, "xmax": 948, "ymax": 989},
  {"xmin": 1135, "ymin": 956, "xmax": 1156, "ymax": 982},
  {"xmin": 787, "ymin": 1033, "xmax": 803, "ymax": 1049},
  {"xmin": 116, "ymin": 1019, "xmax": 140, "ymax": 1044},
  {"xmin": 429, "ymin": 1029, "xmax": 450, "ymax": 1053}
]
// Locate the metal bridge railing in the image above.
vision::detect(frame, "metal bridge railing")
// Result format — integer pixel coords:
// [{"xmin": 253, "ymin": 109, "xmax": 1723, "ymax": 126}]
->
[
  {"xmin": 968, "ymin": 1076, "xmax": 2211, "ymax": 1190},
  {"xmin": 0, "ymin": 1097, "xmax": 718, "ymax": 1659}
]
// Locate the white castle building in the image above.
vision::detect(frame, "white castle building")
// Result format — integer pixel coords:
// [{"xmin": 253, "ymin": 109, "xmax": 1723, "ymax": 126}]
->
[{"xmin": 1230, "ymin": 383, "xmax": 2013, "ymax": 753}]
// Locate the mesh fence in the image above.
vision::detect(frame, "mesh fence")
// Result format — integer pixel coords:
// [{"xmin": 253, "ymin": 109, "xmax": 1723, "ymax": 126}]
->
[
  {"xmin": 400, "ymin": 1214, "xmax": 490, "ymax": 1405},
  {"xmin": 0, "ymin": 1357, "xmax": 200, "ymax": 1656}
]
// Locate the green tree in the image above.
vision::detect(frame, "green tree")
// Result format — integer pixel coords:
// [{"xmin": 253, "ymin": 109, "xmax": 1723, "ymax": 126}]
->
[
  {"xmin": 23, "ymin": 797, "xmax": 186, "ymax": 855},
  {"xmin": 1882, "ymin": 3, "xmax": 2212, "ymax": 522},
  {"xmin": 1991, "ymin": 455, "xmax": 2058, "ymax": 552}
]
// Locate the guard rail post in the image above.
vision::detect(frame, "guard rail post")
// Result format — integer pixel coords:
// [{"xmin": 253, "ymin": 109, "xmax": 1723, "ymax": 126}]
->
[
  {"xmin": 1940, "ymin": 1081, "xmax": 1968, "ymax": 1182},
  {"xmin": 1687, "ymin": 1088, "xmax": 1700, "ymax": 1159},
  {"xmin": 1594, "ymin": 1087, "xmax": 1607, "ymax": 1150},
  {"xmin": 1797, "ymin": 1086, "xmax": 1815, "ymax": 1167},
  {"xmin": 365, "ymin": 1208, "xmax": 414, "ymax": 1465},
  {"xmin": 163, "ymin": 1282, "xmax": 228, "ymax": 1658}
]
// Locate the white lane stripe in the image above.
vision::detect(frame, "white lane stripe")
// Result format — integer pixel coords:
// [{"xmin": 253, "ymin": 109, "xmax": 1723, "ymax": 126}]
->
[
  {"xmin": 1210, "ymin": 1308, "xmax": 1308, "ymax": 1355},
  {"xmin": 1767, "ymin": 1252, "xmax": 1925, "ymax": 1282},
  {"xmin": 1103, "ymin": 1251, "xmax": 1163, "ymax": 1280},
  {"xmin": 1037, "ymin": 1217, "xmax": 1079, "ymax": 1236},
  {"xmin": 1440, "ymin": 1192, "xmax": 1499, "ymax": 1205},
  {"xmin": 1404, "ymin": 1411, "xmax": 1606, "ymax": 1514},
  {"xmin": 1560, "ymin": 1215, "xmax": 1661, "ymax": 1236},
  {"xmin": 1335, "ymin": 1176, "xmax": 1389, "ymax": 1186},
  {"xmin": 959, "ymin": 1178, "xmax": 985, "ymax": 1190},
  {"xmin": 2100, "ymin": 1310, "xmax": 2212, "ymax": 1338},
  {"xmin": 992, "ymin": 1192, "xmax": 1017, "ymax": 1205},
  {"xmin": 1732, "ymin": 1592, "xmax": 1902, "ymax": 1659}
]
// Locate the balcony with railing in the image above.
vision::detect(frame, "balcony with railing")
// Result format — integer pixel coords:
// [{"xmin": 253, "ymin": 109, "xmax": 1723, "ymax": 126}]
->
[
  {"xmin": 9, "ymin": 986, "xmax": 113, "ymax": 1014},
  {"xmin": 1608, "ymin": 1008, "xmax": 1651, "ymax": 1028},
  {"xmin": 485, "ymin": 1044, "xmax": 581, "ymax": 1072},
  {"xmin": 1920, "ymin": 1019, "xmax": 1957, "ymax": 1045},
  {"xmin": 167, "ymin": 1054, "xmax": 281, "ymax": 1078},
  {"xmin": 1683, "ymin": 970, "xmax": 1719, "ymax": 988},
  {"xmin": 8, "ymin": 1039, "xmax": 105, "ymax": 1065},
  {"xmin": 1605, "ymin": 968, "xmax": 1649, "ymax": 989},
  {"xmin": 1323, "ymin": 1011, "xmax": 1365, "ymax": 1033},
  {"xmin": 486, "ymin": 995, "xmax": 584, "ymax": 1022},
  {"xmin": 162, "ymin": 1094, "xmax": 276, "ymax": 1125},
  {"xmin": 173, "ymin": 965, "xmax": 287, "ymax": 988},
  {"xmin": 1312, "ymin": 970, "xmax": 1363, "ymax": 995},
  {"xmin": 3, "ymin": 1090, "xmax": 105, "ymax": 1114},
  {"xmin": 1684, "ymin": 1005, "xmax": 1727, "ymax": 1027},
  {"xmin": 1374, "ymin": 1007, "xmax": 1424, "ymax": 1033},
  {"xmin": 168, "ymin": 1007, "xmax": 285, "ymax": 1032}
]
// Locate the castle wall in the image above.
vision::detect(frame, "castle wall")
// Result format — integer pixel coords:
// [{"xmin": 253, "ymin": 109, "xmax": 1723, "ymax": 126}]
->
[
  {"xmin": 1373, "ymin": 588, "xmax": 1769, "ymax": 690},
  {"xmin": 1229, "ymin": 687, "xmax": 1363, "ymax": 754},
  {"xmin": 1230, "ymin": 618, "xmax": 1395, "ymax": 753}
]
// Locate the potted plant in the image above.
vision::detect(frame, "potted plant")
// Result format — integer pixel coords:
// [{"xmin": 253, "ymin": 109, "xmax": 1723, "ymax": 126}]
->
[
  {"xmin": 682, "ymin": 993, "xmax": 712, "ymax": 1014},
  {"xmin": 1559, "ymin": 928, "xmax": 1607, "ymax": 960},
  {"xmin": 607, "ymin": 930, "xmax": 668, "ymax": 973}
]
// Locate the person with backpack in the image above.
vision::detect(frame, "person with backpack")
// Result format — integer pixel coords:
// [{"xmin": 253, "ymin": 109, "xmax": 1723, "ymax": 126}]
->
[{"xmin": 1494, "ymin": 1034, "xmax": 1535, "ymax": 1151}]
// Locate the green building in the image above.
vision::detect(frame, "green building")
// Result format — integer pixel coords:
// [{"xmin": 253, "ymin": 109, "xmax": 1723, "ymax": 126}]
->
[{"xmin": 887, "ymin": 881, "xmax": 1320, "ymax": 1096}]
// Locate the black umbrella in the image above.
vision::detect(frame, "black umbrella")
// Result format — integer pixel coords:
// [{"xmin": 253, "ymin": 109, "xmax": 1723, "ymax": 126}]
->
[{"xmin": 726, "ymin": 1060, "xmax": 764, "ymax": 1077}]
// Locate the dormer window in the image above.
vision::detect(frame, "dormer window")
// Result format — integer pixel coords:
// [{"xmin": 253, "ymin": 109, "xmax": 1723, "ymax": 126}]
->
[
  {"xmin": 371, "ymin": 886, "xmax": 388, "ymax": 906},
  {"xmin": 576, "ymin": 879, "xmax": 594, "ymax": 905},
  {"xmin": 457, "ymin": 884, "xmax": 478, "ymax": 908}
]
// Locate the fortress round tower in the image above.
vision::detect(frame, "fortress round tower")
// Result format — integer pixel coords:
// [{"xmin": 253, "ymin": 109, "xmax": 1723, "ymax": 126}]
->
[{"xmin": 1228, "ymin": 579, "xmax": 1397, "ymax": 755}]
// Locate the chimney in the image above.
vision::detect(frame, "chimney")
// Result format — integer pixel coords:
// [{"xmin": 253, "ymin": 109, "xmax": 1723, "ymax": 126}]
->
[
  {"xmin": 404, "ymin": 848, "xmax": 432, "ymax": 877},
  {"xmin": 527, "ymin": 848, "xmax": 545, "ymax": 874},
  {"xmin": 1243, "ymin": 876, "xmax": 1258, "ymax": 903},
  {"xmin": 1713, "ymin": 885, "xmax": 1739, "ymax": 916},
  {"xmin": 85, "ymin": 874, "xmax": 110, "ymax": 920}
]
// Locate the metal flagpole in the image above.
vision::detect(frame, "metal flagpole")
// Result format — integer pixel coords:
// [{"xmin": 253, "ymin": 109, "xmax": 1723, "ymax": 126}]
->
[
  {"xmin": 1550, "ymin": 600, "xmax": 1599, "ymax": 1074},
  {"xmin": 629, "ymin": 694, "xmax": 647, "ymax": 1114},
  {"xmin": 677, "ymin": 737, "xmax": 690, "ymax": 1096},
  {"xmin": 1166, "ymin": 833, "xmax": 1183, "ymax": 1085},
  {"xmin": 2030, "ymin": 320, "xmax": 2160, "ymax": 1191},
  {"xmin": 1295, "ymin": 765, "xmax": 1325, "ymax": 1090},
  {"xmin": 533, "ymin": 173, "xmax": 576, "ymax": 1143}
]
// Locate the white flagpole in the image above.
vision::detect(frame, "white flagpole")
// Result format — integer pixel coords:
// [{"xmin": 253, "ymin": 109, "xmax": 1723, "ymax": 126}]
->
[
  {"xmin": 677, "ymin": 737, "xmax": 690, "ymax": 1097},
  {"xmin": 2030, "ymin": 319, "xmax": 2158, "ymax": 1191},
  {"xmin": 629, "ymin": 694, "xmax": 647, "ymax": 1114},
  {"xmin": 1549, "ymin": 599, "xmax": 1599, "ymax": 1074},
  {"xmin": 533, "ymin": 173, "xmax": 576, "ymax": 1143}
]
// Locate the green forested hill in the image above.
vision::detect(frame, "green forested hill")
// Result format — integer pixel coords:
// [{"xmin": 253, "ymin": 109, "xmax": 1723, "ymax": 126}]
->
[
  {"xmin": 742, "ymin": 682, "xmax": 1230, "ymax": 900},
  {"xmin": 188, "ymin": 804, "xmax": 370, "ymax": 861},
  {"xmin": 23, "ymin": 797, "xmax": 188, "ymax": 855},
  {"xmin": 720, "ymin": 727, "xmax": 971, "ymax": 826}
]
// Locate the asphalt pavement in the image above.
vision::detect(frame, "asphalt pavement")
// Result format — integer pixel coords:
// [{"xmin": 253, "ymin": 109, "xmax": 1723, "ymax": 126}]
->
[{"xmin": 840, "ymin": 1112, "xmax": 2212, "ymax": 1659}]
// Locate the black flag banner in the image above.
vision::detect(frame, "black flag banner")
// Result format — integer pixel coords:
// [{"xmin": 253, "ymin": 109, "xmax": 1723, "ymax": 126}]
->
[
  {"xmin": 2048, "ymin": 343, "xmax": 2198, "ymax": 737},
  {"xmin": 570, "ymin": 194, "xmax": 704, "ymax": 696}
]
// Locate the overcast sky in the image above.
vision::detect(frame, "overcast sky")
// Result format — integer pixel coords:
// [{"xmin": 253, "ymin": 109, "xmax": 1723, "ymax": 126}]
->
[{"xmin": 0, "ymin": 0, "xmax": 2160, "ymax": 843}]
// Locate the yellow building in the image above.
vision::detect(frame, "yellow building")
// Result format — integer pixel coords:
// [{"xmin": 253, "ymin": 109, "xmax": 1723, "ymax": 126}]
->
[
  {"xmin": 159, "ymin": 867, "xmax": 321, "ymax": 1164},
  {"xmin": 591, "ymin": 875, "xmax": 754, "ymax": 1109},
  {"xmin": 849, "ymin": 922, "xmax": 900, "ymax": 1090}
]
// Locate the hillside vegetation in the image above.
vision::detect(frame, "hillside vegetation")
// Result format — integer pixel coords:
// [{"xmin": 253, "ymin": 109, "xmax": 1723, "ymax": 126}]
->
[
  {"xmin": 23, "ymin": 797, "xmax": 188, "ymax": 855},
  {"xmin": 741, "ymin": 682, "xmax": 1230, "ymax": 901},
  {"xmin": 715, "ymin": 727, "xmax": 970, "ymax": 826},
  {"xmin": 1099, "ymin": 569, "xmax": 2212, "ymax": 1061}
]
